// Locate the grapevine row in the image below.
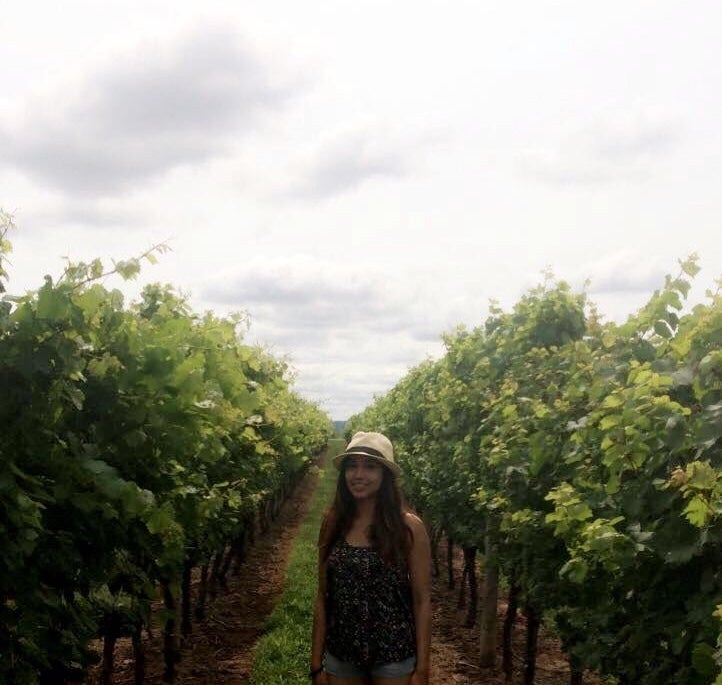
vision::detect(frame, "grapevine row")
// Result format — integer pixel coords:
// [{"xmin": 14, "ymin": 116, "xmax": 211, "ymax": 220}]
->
[
  {"xmin": 0, "ymin": 213, "xmax": 333, "ymax": 684},
  {"xmin": 348, "ymin": 256, "xmax": 722, "ymax": 685}
]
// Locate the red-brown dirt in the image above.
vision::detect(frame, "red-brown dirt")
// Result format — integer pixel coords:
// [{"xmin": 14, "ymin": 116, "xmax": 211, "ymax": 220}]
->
[
  {"xmin": 428, "ymin": 543, "xmax": 603, "ymax": 685},
  {"xmin": 85, "ymin": 466, "xmax": 601, "ymax": 685}
]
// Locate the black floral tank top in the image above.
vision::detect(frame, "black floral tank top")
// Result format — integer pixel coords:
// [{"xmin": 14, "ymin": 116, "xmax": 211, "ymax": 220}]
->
[{"xmin": 325, "ymin": 537, "xmax": 416, "ymax": 668}]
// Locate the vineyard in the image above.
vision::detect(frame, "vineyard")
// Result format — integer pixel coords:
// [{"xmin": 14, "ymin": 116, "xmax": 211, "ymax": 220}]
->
[
  {"xmin": 0, "ymin": 214, "xmax": 333, "ymax": 684},
  {"xmin": 347, "ymin": 257, "xmax": 722, "ymax": 685},
  {"xmin": 3, "ymin": 197, "xmax": 722, "ymax": 685}
]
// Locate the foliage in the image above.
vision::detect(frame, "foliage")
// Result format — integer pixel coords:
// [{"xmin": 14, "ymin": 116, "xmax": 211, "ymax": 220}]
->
[
  {"xmin": 0, "ymin": 217, "xmax": 333, "ymax": 684},
  {"xmin": 348, "ymin": 257, "xmax": 722, "ymax": 684}
]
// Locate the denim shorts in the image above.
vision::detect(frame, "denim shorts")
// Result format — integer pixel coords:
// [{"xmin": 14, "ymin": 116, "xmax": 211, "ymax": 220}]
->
[{"xmin": 324, "ymin": 650, "xmax": 416, "ymax": 678}]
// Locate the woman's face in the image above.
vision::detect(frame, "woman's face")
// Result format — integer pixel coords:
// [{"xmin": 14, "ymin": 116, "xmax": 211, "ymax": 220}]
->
[{"xmin": 344, "ymin": 455, "xmax": 384, "ymax": 500}]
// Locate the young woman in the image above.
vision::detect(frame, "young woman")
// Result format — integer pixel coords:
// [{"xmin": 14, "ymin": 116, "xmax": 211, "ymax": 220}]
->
[{"xmin": 310, "ymin": 431, "xmax": 432, "ymax": 685}]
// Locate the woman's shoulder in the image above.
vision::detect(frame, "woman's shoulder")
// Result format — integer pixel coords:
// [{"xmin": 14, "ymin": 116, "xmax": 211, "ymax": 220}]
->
[
  {"xmin": 403, "ymin": 510, "xmax": 425, "ymax": 533},
  {"xmin": 403, "ymin": 511, "xmax": 430, "ymax": 563}
]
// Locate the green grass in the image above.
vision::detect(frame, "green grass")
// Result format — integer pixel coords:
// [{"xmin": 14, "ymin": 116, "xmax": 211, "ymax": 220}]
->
[{"xmin": 250, "ymin": 439, "xmax": 344, "ymax": 685}]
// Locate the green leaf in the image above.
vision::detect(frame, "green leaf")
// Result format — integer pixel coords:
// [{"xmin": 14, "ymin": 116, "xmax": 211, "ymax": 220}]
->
[
  {"xmin": 691, "ymin": 642, "xmax": 716, "ymax": 677},
  {"xmin": 654, "ymin": 320, "xmax": 672, "ymax": 339},
  {"xmin": 601, "ymin": 394, "xmax": 623, "ymax": 409},
  {"xmin": 65, "ymin": 386, "xmax": 85, "ymax": 410},
  {"xmin": 683, "ymin": 496, "xmax": 710, "ymax": 528},
  {"xmin": 679, "ymin": 255, "xmax": 700, "ymax": 277},
  {"xmin": 124, "ymin": 429, "xmax": 147, "ymax": 448},
  {"xmin": 601, "ymin": 435, "xmax": 614, "ymax": 451},
  {"xmin": 114, "ymin": 258, "xmax": 141, "ymax": 280},
  {"xmin": 36, "ymin": 283, "xmax": 70, "ymax": 321},
  {"xmin": 687, "ymin": 462, "xmax": 718, "ymax": 490},
  {"xmin": 599, "ymin": 415, "xmax": 620, "ymax": 430},
  {"xmin": 560, "ymin": 557, "xmax": 588, "ymax": 583},
  {"xmin": 145, "ymin": 504, "xmax": 177, "ymax": 536},
  {"xmin": 82, "ymin": 458, "xmax": 117, "ymax": 476}
]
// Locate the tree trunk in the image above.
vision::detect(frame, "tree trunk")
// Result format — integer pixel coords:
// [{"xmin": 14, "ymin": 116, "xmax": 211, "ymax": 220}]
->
[
  {"xmin": 209, "ymin": 549, "xmax": 224, "ymax": 599},
  {"xmin": 132, "ymin": 623, "xmax": 146, "ymax": 685},
  {"xmin": 570, "ymin": 669, "xmax": 583, "ymax": 685},
  {"xmin": 463, "ymin": 546, "xmax": 478, "ymax": 628},
  {"xmin": 457, "ymin": 561, "xmax": 468, "ymax": 609},
  {"xmin": 479, "ymin": 522, "xmax": 499, "ymax": 669},
  {"xmin": 431, "ymin": 526, "xmax": 441, "ymax": 578},
  {"xmin": 260, "ymin": 498, "xmax": 270, "ymax": 533},
  {"xmin": 100, "ymin": 619, "xmax": 118, "ymax": 685},
  {"xmin": 181, "ymin": 559, "xmax": 193, "ymax": 638},
  {"xmin": 161, "ymin": 579, "xmax": 180, "ymax": 682},
  {"xmin": 248, "ymin": 513, "xmax": 256, "ymax": 545},
  {"xmin": 211, "ymin": 548, "xmax": 223, "ymax": 580},
  {"xmin": 219, "ymin": 543, "xmax": 235, "ymax": 582},
  {"xmin": 231, "ymin": 527, "xmax": 248, "ymax": 576},
  {"xmin": 447, "ymin": 536, "xmax": 455, "ymax": 589},
  {"xmin": 195, "ymin": 563, "xmax": 209, "ymax": 620},
  {"xmin": 503, "ymin": 583, "xmax": 521, "ymax": 681},
  {"xmin": 523, "ymin": 605, "xmax": 540, "ymax": 685},
  {"xmin": 270, "ymin": 491, "xmax": 281, "ymax": 520}
]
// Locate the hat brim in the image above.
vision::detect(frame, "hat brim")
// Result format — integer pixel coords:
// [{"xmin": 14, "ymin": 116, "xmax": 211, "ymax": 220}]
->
[{"xmin": 332, "ymin": 450, "xmax": 402, "ymax": 477}]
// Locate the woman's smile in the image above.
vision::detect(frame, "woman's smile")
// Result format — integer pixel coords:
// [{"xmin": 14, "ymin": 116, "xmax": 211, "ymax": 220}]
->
[{"xmin": 344, "ymin": 456, "xmax": 383, "ymax": 498}]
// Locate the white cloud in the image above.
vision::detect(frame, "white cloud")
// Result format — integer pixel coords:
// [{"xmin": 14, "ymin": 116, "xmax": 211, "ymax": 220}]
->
[
  {"xmin": 264, "ymin": 127, "xmax": 416, "ymax": 201},
  {"xmin": 201, "ymin": 257, "xmax": 451, "ymax": 417},
  {"xmin": 203, "ymin": 258, "xmax": 449, "ymax": 344},
  {"xmin": 573, "ymin": 251, "xmax": 669, "ymax": 295},
  {"xmin": 0, "ymin": 24, "xmax": 297, "ymax": 198},
  {"xmin": 519, "ymin": 104, "xmax": 682, "ymax": 186}
]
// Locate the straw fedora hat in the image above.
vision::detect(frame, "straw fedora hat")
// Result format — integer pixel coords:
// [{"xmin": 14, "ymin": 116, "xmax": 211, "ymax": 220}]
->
[{"xmin": 333, "ymin": 431, "xmax": 402, "ymax": 477}]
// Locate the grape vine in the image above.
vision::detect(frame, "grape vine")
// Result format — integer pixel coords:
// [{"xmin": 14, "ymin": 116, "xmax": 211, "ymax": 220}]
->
[
  {"xmin": 348, "ymin": 257, "xmax": 722, "ymax": 685},
  {"xmin": 0, "ymin": 214, "xmax": 333, "ymax": 684}
]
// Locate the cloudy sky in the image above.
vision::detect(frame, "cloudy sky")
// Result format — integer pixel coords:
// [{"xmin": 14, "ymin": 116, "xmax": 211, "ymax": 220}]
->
[{"xmin": 2, "ymin": 1, "xmax": 721, "ymax": 419}]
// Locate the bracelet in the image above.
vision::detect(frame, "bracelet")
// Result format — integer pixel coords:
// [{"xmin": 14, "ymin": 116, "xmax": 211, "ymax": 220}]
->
[{"xmin": 309, "ymin": 665, "xmax": 323, "ymax": 679}]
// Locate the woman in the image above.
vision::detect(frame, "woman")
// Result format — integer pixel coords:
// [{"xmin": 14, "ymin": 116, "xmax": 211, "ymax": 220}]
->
[{"xmin": 310, "ymin": 431, "xmax": 432, "ymax": 685}]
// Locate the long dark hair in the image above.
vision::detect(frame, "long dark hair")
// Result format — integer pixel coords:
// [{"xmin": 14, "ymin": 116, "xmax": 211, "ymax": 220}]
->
[{"xmin": 320, "ymin": 459, "xmax": 413, "ymax": 568}]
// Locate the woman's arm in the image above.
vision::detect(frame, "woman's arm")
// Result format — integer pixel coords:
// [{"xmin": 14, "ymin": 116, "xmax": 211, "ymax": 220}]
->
[
  {"xmin": 310, "ymin": 516, "xmax": 329, "ymax": 683},
  {"xmin": 406, "ymin": 512, "xmax": 432, "ymax": 685},
  {"xmin": 310, "ymin": 582, "xmax": 326, "ymax": 679}
]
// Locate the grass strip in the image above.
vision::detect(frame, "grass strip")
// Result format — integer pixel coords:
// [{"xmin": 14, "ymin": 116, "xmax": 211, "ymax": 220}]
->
[{"xmin": 250, "ymin": 439, "xmax": 344, "ymax": 685}]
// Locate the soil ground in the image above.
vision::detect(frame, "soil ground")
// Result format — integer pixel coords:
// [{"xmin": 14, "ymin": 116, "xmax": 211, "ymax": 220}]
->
[
  {"xmin": 428, "ymin": 545, "xmax": 603, "ymax": 685},
  {"xmin": 86, "ymin": 463, "xmax": 602, "ymax": 685}
]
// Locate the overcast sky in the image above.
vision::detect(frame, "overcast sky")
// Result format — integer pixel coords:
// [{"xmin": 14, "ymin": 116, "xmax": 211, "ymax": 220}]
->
[{"xmin": 2, "ymin": 1, "xmax": 721, "ymax": 419}]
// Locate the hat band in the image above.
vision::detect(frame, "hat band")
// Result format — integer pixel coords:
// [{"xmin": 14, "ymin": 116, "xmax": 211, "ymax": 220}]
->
[{"xmin": 344, "ymin": 445, "xmax": 387, "ymax": 461}]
